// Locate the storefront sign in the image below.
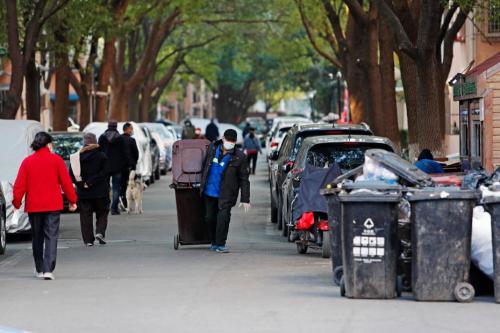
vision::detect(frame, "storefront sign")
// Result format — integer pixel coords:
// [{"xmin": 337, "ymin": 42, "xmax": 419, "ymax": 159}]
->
[{"xmin": 453, "ymin": 81, "xmax": 477, "ymax": 99}]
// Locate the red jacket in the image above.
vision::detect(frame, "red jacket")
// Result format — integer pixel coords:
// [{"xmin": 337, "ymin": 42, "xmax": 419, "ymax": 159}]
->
[{"xmin": 13, "ymin": 147, "xmax": 78, "ymax": 213}]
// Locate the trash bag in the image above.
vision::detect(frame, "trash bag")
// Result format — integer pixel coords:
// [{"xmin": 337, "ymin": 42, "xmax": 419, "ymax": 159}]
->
[
  {"xmin": 471, "ymin": 206, "xmax": 493, "ymax": 280},
  {"xmin": 462, "ymin": 170, "xmax": 490, "ymax": 190}
]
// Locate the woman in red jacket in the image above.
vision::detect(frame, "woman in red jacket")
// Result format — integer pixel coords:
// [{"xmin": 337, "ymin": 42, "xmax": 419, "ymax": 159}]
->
[{"xmin": 13, "ymin": 132, "xmax": 78, "ymax": 280}]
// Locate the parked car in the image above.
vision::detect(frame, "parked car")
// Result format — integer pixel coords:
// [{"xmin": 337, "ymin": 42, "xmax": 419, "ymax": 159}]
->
[
  {"xmin": 0, "ymin": 186, "xmax": 6, "ymax": 254},
  {"xmin": 51, "ymin": 132, "xmax": 85, "ymax": 211},
  {"xmin": 51, "ymin": 132, "xmax": 84, "ymax": 169},
  {"xmin": 268, "ymin": 123, "xmax": 373, "ymax": 224},
  {"xmin": 267, "ymin": 117, "xmax": 311, "ymax": 148},
  {"xmin": 139, "ymin": 125, "xmax": 161, "ymax": 183},
  {"xmin": 280, "ymin": 135, "xmax": 396, "ymax": 251},
  {"xmin": 84, "ymin": 122, "xmax": 153, "ymax": 180},
  {"xmin": 0, "ymin": 120, "xmax": 44, "ymax": 234},
  {"xmin": 142, "ymin": 122, "xmax": 177, "ymax": 174}
]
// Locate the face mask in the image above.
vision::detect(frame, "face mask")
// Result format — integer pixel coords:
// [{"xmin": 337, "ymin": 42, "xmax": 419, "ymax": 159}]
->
[{"xmin": 223, "ymin": 140, "xmax": 235, "ymax": 150}]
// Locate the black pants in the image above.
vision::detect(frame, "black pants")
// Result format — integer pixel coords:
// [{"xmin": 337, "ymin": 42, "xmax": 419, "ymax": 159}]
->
[
  {"xmin": 79, "ymin": 198, "xmax": 110, "ymax": 244},
  {"xmin": 247, "ymin": 153, "xmax": 258, "ymax": 174},
  {"xmin": 204, "ymin": 196, "xmax": 232, "ymax": 247},
  {"xmin": 120, "ymin": 169, "xmax": 131, "ymax": 208},
  {"xmin": 29, "ymin": 212, "xmax": 60, "ymax": 273}
]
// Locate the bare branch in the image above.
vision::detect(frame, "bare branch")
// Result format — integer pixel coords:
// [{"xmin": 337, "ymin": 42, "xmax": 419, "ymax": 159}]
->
[
  {"xmin": 343, "ymin": 0, "xmax": 368, "ymax": 25},
  {"xmin": 376, "ymin": 0, "xmax": 418, "ymax": 60},
  {"xmin": 442, "ymin": 9, "xmax": 468, "ymax": 77},
  {"xmin": 295, "ymin": 0, "xmax": 342, "ymax": 67},
  {"xmin": 437, "ymin": 3, "xmax": 459, "ymax": 46},
  {"xmin": 202, "ymin": 18, "xmax": 281, "ymax": 24},
  {"xmin": 39, "ymin": 0, "xmax": 71, "ymax": 27},
  {"xmin": 322, "ymin": 0, "xmax": 348, "ymax": 56}
]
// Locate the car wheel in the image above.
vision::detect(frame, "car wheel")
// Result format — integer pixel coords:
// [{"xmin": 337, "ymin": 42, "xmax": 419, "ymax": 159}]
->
[
  {"xmin": 277, "ymin": 193, "xmax": 283, "ymax": 231},
  {"xmin": 160, "ymin": 168, "xmax": 167, "ymax": 176},
  {"xmin": 270, "ymin": 193, "xmax": 277, "ymax": 223},
  {"xmin": 0, "ymin": 207, "xmax": 6, "ymax": 255},
  {"xmin": 296, "ymin": 242, "xmax": 308, "ymax": 254},
  {"xmin": 281, "ymin": 201, "xmax": 289, "ymax": 237}
]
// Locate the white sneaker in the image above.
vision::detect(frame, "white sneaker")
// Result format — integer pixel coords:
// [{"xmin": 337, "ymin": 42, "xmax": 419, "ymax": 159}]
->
[
  {"xmin": 34, "ymin": 268, "xmax": 43, "ymax": 278},
  {"xmin": 43, "ymin": 272, "xmax": 55, "ymax": 280},
  {"xmin": 95, "ymin": 234, "xmax": 106, "ymax": 245}
]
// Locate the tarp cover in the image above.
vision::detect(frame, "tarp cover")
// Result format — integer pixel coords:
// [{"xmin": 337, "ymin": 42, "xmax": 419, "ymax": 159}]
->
[
  {"xmin": 0, "ymin": 120, "xmax": 43, "ymax": 232},
  {"xmin": 292, "ymin": 162, "xmax": 341, "ymax": 222}
]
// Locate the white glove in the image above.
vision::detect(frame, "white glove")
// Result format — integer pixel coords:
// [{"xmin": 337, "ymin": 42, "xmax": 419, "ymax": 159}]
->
[{"xmin": 239, "ymin": 203, "xmax": 251, "ymax": 213}]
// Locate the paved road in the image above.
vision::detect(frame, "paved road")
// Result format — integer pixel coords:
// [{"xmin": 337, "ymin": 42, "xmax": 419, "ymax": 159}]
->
[{"xmin": 0, "ymin": 159, "xmax": 499, "ymax": 333}]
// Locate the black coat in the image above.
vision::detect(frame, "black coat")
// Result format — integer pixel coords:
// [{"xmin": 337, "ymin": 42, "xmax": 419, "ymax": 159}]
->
[
  {"xmin": 70, "ymin": 145, "xmax": 109, "ymax": 200},
  {"xmin": 121, "ymin": 133, "xmax": 139, "ymax": 170},
  {"xmin": 205, "ymin": 122, "xmax": 219, "ymax": 142},
  {"xmin": 98, "ymin": 129, "xmax": 126, "ymax": 174},
  {"xmin": 200, "ymin": 140, "xmax": 250, "ymax": 208}
]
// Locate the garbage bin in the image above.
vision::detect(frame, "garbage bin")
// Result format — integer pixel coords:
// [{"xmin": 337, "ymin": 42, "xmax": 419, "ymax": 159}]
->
[
  {"xmin": 338, "ymin": 181, "xmax": 402, "ymax": 299},
  {"xmin": 172, "ymin": 184, "xmax": 210, "ymax": 250},
  {"xmin": 482, "ymin": 194, "xmax": 500, "ymax": 303},
  {"xmin": 408, "ymin": 188, "xmax": 478, "ymax": 302},
  {"xmin": 322, "ymin": 187, "xmax": 343, "ymax": 286},
  {"xmin": 171, "ymin": 139, "xmax": 211, "ymax": 250}
]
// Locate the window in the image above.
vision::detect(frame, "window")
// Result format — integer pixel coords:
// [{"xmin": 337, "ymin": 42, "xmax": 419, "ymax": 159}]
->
[{"xmin": 486, "ymin": 1, "xmax": 500, "ymax": 36}]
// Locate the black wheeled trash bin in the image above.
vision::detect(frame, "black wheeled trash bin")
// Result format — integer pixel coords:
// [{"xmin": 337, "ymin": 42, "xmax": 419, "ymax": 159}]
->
[
  {"xmin": 482, "ymin": 193, "xmax": 500, "ymax": 303},
  {"xmin": 322, "ymin": 187, "xmax": 343, "ymax": 286},
  {"xmin": 408, "ymin": 188, "xmax": 478, "ymax": 302},
  {"xmin": 338, "ymin": 181, "xmax": 402, "ymax": 299},
  {"xmin": 171, "ymin": 139, "xmax": 211, "ymax": 250}
]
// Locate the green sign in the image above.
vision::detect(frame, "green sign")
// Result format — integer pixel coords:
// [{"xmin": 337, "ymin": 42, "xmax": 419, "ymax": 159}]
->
[
  {"xmin": 453, "ymin": 81, "xmax": 477, "ymax": 98},
  {"xmin": 0, "ymin": 47, "xmax": 6, "ymax": 56}
]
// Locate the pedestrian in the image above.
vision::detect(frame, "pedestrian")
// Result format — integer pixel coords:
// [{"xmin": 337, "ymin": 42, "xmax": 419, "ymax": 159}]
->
[
  {"xmin": 69, "ymin": 133, "xmax": 110, "ymax": 246},
  {"xmin": 243, "ymin": 127, "xmax": 262, "ymax": 175},
  {"xmin": 242, "ymin": 122, "xmax": 251, "ymax": 138},
  {"xmin": 120, "ymin": 122, "xmax": 139, "ymax": 210},
  {"xmin": 98, "ymin": 121, "xmax": 126, "ymax": 215},
  {"xmin": 205, "ymin": 118, "xmax": 219, "ymax": 142},
  {"xmin": 12, "ymin": 132, "xmax": 78, "ymax": 280},
  {"xmin": 182, "ymin": 120, "xmax": 196, "ymax": 139},
  {"xmin": 415, "ymin": 148, "xmax": 444, "ymax": 174},
  {"xmin": 200, "ymin": 129, "xmax": 251, "ymax": 253}
]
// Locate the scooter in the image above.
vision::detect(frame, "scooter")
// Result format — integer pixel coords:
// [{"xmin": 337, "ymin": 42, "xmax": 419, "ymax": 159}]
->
[{"xmin": 290, "ymin": 211, "xmax": 331, "ymax": 258}]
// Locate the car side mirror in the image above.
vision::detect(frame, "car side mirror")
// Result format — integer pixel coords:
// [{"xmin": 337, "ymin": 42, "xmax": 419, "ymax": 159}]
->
[
  {"xmin": 269, "ymin": 150, "xmax": 279, "ymax": 161},
  {"xmin": 283, "ymin": 162, "xmax": 293, "ymax": 173}
]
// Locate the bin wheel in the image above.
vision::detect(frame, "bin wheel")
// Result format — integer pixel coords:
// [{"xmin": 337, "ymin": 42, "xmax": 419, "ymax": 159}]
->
[
  {"xmin": 321, "ymin": 231, "xmax": 331, "ymax": 259},
  {"xmin": 174, "ymin": 235, "xmax": 179, "ymax": 250},
  {"xmin": 340, "ymin": 277, "xmax": 346, "ymax": 297},
  {"xmin": 454, "ymin": 282, "xmax": 475, "ymax": 303},
  {"xmin": 333, "ymin": 266, "xmax": 343, "ymax": 286},
  {"xmin": 296, "ymin": 242, "xmax": 308, "ymax": 254},
  {"xmin": 396, "ymin": 275, "xmax": 403, "ymax": 297},
  {"xmin": 287, "ymin": 228, "xmax": 294, "ymax": 243}
]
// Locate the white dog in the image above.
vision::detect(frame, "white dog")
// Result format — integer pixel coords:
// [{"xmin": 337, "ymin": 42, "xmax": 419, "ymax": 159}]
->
[{"xmin": 126, "ymin": 170, "xmax": 145, "ymax": 214}]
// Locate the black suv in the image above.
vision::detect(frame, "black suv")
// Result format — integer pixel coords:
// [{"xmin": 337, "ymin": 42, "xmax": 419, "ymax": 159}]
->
[{"xmin": 268, "ymin": 123, "xmax": 372, "ymax": 224}]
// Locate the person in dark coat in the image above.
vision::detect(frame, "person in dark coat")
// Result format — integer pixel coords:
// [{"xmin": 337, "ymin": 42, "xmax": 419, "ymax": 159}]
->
[
  {"xmin": 70, "ymin": 133, "xmax": 110, "ymax": 246},
  {"xmin": 182, "ymin": 120, "xmax": 196, "ymax": 139},
  {"xmin": 98, "ymin": 121, "xmax": 126, "ymax": 215},
  {"xmin": 205, "ymin": 118, "xmax": 219, "ymax": 142},
  {"xmin": 13, "ymin": 132, "xmax": 78, "ymax": 280},
  {"xmin": 120, "ymin": 122, "xmax": 139, "ymax": 209},
  {"xmin": 242, "ymin": 122, "xmax": 251, "ymax": 138},
  {"xmin": 200, "ymin": 129, "xmax": 251, "ymax": 253},
  {"xmin": 243, "ymin": 127, "xmax": 262, "ymax": 175}
]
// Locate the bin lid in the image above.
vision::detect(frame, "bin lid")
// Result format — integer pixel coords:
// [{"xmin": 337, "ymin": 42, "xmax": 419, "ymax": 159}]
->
[
  {"xmin": 483, "ymin": 195, "xmax": 500, "ymax": 204},
  {"xmin": 365, "ymin": 149, "xmax": 434, "ymax": 187},
  {"xmin": 338, "ymin": 180, "xmax": 402, "ymax": 202},
  {"xmin": 338, "ymin": 191, "xmax": 402, "ymax": 203},
  {"xmin": 341, "ymin": 180, "xmax": 402, "ymax": 191},
  {"xmin": 406, "ymin": 187, "xmax": 478, "ymax": 201}
]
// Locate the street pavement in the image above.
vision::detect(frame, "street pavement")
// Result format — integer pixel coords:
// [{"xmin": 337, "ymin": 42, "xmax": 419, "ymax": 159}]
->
[{"xmin": 1, "ymin": 158, "xmax": 499, "ymax": 333}]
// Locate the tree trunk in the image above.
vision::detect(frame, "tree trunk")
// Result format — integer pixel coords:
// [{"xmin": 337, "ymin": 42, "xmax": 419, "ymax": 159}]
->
[
  {"xmin": 53, "ymin": 52, "xmax": 70, "ymax": 131},
  {"xmin": 128, "ymin": 88, "xmax": 140, "ymax": 122},
  {"xmin": 398, "ymin": 52, "xmax": 418, "ymax": 156},
  {"xmin": 25, "ymin": 56, "xmax": 40, "ymax": 121},
  {"xmin": 139, "ymin": 85, "xmax": 152, "ymax": 122},
  {"xmin": 78, "ymin": 89, "xmax": 91, "ymax": 129},
  {"xmin": 414, "ymin": 56, "xmax": 446, "ymax": 155},
  {"xmin": 109, "ymin": 83, "xmax": 128, "ymax": 121},
  {"xmin": 366, "ymin": 12, "xmax": 384, "ymax": 135},
  {"xmin": 378, "ymin": 14, "xmax": 400, "ymax": 146},
  {"xmin": 95, "ymin": 40, "xmax": 115, "ymax": 121}
]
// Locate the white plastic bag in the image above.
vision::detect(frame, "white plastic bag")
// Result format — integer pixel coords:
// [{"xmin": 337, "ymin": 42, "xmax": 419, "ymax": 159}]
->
[{"xmin": 471, "ymin": 206, "xmax": 493, "ymax": 279}]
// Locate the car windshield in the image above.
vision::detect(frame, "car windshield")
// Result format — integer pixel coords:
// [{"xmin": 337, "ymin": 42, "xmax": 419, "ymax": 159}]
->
[
  {"xmin": 146, "ymin": 124, "xmax": 172, "ymax": 140},
  {"xmin": 304, "ymin": 143, "xmax": 392, "ymax": 173},
  {"xmin": 52, "ymin": 135, "xmax": 84, "ymax": 160}
]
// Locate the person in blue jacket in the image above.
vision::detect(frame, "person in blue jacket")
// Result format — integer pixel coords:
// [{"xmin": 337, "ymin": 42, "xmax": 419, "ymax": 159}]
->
[{"xmin": 415, "ymin": 149, "xmax": 444, "ymax": 174}]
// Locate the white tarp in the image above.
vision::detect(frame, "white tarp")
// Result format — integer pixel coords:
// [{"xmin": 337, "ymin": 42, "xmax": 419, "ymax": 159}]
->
[
  {"xmin": 471, "ymin": 206, "xmax": 494, "ymax": 279},
  {"xmin": 83, "ymin": 122, "xmax": 152, "ymax": 177},
  {"xmin": 0, "ymin": 120, "xmax": 43, "ymax": 233}
]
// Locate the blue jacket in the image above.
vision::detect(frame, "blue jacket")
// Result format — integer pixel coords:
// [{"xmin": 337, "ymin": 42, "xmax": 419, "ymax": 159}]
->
[
  {"xmin": 243, "ymin": 134, "xmax": 261, "ymax": 153},
  {"xmin": 204, "ymin": 146, "xmax": 231, "ymax": 198},
  {"xmin": 415, "ymin": 159, "xmax": 444, "ymax": 174}
]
